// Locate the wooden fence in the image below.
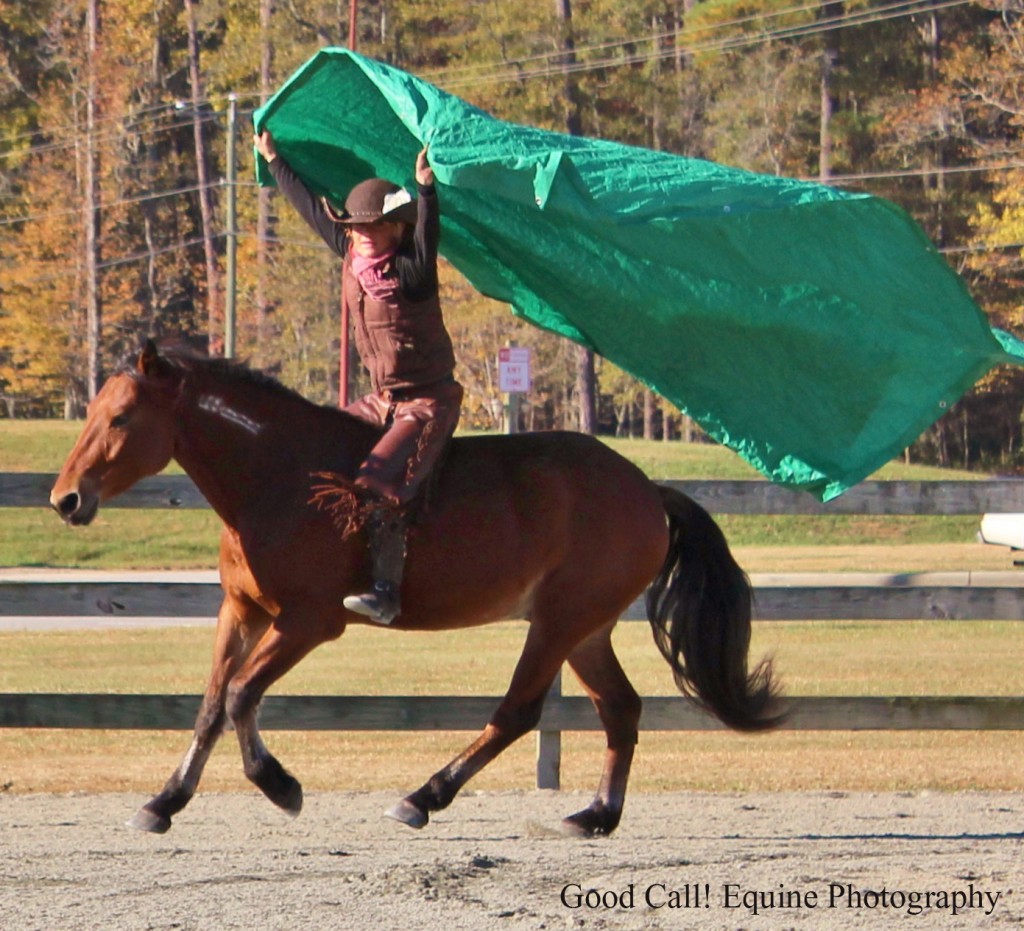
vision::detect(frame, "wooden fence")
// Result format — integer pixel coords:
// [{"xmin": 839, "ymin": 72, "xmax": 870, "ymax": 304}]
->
[{"xmin": 2, "ymin": 471, "xmax": 1023, "ymax": 789}]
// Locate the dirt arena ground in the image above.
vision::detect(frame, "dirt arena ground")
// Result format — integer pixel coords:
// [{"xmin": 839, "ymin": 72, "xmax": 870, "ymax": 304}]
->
[{"xmin": 1, "ymin": 789, "xmax": 1021, "ymax": 930}]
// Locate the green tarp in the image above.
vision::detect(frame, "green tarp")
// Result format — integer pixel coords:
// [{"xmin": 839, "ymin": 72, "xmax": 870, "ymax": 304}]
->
[{"xmin": 254, "ymin": 48, "xmax": 1024, "ymax": 501}]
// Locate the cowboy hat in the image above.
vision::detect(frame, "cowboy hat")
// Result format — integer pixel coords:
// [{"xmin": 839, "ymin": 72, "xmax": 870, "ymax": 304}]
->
[{"xmin": 321, "ymin": 178, "xmax": 417, "ymax": 225}]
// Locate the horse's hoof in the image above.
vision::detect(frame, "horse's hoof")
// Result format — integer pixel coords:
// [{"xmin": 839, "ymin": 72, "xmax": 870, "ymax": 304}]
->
[
  {"xmin": 126, "ymin": 807, "xmax": 172, "ymax": 834},
  {"xmin": 252, "ymin": 758, "xmax": 304, "ymax": 817},
  {"xmin": 277, "ymin": 779, "xmax": 304, "ymax": 818},
  {"xmin": 559, "ymin": 814, "xmax": 595, "ymax": 838},
  {"xmin": 560, "ymin": 805, "xmax": 619, "ymax": 838},
  {"xmin": 384, "ymin": 798, "xmax": 429, "ymax": 829}
]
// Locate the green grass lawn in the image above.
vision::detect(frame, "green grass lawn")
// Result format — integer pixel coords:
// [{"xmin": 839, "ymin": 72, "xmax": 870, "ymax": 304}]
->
[
  {"xmin": 0, "ymin": 421, "xmax": 990, "ymax": 569},
  {"xmin": 0, "ymin": 421, "xmax": 1020, "ymax": 795},
  {"xmin": 0, "ymin": 619, "xmax": 1021, "ymax": 794}
]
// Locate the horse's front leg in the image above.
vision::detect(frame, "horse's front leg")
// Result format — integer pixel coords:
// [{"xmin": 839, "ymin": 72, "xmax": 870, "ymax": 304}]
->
[
  {"xmin": 224, "ymin": 611, "xmax": 341, "ymax": 817},
  {"xmin": 127, "ymin": 595, "xmax": 270, "ymax": 834}
]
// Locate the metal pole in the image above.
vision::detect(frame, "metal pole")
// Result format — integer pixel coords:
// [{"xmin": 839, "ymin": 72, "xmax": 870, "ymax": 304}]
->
[
  {"xmin": 339, "ymin": 1, "xmax": 357, "ymax": 407},
  {"xmin": 224, "ymin": 94, "xmax": 237, "ymax": 359},
  {"xmin": 339, "ymin": 295, "xmax": 350, "ymax": 408},
  {"xmin": 504, "ymin": 340, "xmax": 519, "ymax": 434},
  {"xmin": 507, "ymin": 391, "xmax": 521, "ymax": 434}
]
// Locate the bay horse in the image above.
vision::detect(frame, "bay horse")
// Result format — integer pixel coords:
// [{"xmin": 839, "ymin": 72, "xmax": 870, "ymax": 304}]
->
[{"xmin": 50, "ymin": 341, "xmax": 781, "ymax": 837}]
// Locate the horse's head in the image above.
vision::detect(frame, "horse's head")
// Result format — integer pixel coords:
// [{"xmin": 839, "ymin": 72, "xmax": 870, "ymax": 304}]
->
[{"xmin": 50, "ymin": 341, "xmax": 178, "ymax": 525}]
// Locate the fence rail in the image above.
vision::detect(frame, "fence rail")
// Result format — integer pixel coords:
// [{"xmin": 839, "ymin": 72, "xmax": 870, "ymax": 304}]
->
[
  {"xmin": 2, "ymin": 693, "xmax": 1022, "ymax": 731},
  {"xmin": 6, "ymin": 472, "xmax": 1024, "ymax": 514},
  {"xmin": 3, "ymin": 473, "xmax": 1023, "ymax": 788},
  {"xmin": 3, "ymin": 575, "xmax": 1023, "ymax": 622}
]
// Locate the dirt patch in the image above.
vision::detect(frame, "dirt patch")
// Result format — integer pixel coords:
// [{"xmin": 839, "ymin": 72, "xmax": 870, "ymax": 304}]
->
[{"xmin": 1, "ymin": 790, "xmax": 1020, "ymax": 929}]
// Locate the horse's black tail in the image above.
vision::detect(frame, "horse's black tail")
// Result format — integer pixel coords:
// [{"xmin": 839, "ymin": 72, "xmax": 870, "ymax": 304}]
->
[{"xmin": 645, "ymin": 485, "xmax": 784, "ymax": 732}]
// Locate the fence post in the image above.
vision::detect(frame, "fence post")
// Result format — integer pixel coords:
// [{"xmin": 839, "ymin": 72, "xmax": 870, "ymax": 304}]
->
[{"xmin": 536, "ymin": 667, "xmax": 562, "ymax": 789}]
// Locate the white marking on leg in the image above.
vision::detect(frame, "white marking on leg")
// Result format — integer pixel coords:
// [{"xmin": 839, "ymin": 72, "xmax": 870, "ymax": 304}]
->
[{"xmin": 176, "ymin": 738, "xmax": 212, "ymax": 794}]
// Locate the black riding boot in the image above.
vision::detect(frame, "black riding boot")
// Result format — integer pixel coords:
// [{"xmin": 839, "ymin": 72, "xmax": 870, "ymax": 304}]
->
[{"xmin": 343, "ymin": 509, "xmax": 407, "ymax": 624}]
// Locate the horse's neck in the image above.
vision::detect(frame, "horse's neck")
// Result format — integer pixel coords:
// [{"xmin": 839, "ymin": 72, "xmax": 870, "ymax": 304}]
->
[
  {"xmin": 170, "ymin": 374, "xmax": 373, "ymax": 530},
  {"xmin": 171, "ymin": 378, "xmax": 289, "ymax": 528}
]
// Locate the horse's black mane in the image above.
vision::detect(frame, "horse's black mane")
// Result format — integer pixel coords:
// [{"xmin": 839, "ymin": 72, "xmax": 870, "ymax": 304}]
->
[{"xmin": 124, "ymin": 343, "xmax": 312, "ymax": 406}]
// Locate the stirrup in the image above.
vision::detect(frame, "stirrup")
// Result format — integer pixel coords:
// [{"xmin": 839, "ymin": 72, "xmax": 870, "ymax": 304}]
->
[{"xmin": 344, "ymin": 583, "xmax": 400, "ymax": 625}]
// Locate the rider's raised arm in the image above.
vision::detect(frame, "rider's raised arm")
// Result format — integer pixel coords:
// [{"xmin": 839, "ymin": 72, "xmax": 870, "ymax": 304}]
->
[{"xmin": 259, "ymin": 136, "xmax": 348, "ymax": 258}]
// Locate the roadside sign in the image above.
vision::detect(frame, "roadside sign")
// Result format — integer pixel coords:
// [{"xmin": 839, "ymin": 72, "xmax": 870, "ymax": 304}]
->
[{"xmin": 498, "ymin": 347, "xmax": 531, "ymax": 393}]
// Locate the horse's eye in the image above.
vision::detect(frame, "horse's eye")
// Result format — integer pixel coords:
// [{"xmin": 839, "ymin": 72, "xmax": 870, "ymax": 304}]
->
[{"xmin": 110, "ymin": 412, "xmax": 130, "ymax": 429}]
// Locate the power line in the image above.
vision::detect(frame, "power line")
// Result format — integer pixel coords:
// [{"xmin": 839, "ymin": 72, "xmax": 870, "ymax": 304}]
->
[
  {"xmin": 815, "ymin": 160, "xmax": 1024, "ymax": 186},
  {"xmin": 4, "ymin": 219, "xmax": 1021, "ymax": 293},
  {"xmin": 0, "ymin": 179, "xmax": 228, "ymax": 229},
  {"xmin": 424, "ymin": 0, "xmax": 928, "ymax": 85},
  {"xmin": 0, "ymin": 91, "xmax": 259, "ymax": 160},
  {"xmin": 0, "ymin": 109, "xmax": 224, "ymax": 164},
  {"xmin": 418, "ymin": 0, "xmax": 824, "ymax": 81},
  {"xmin": 0, "ymin": 97, "xmax": 187, "ymax": 151},
  {"xmin": 0, "ymin": 0, "xmax": 1010, "ymax": 236},
  {"xmin": 96, "ymin": 233, "xmax": 223, "ymax": 272},
  {"xmin": 435, "ymin": 0, "xmax": 975, "ymax": 90},
  {"xmin": 945, "ymin": 240, "xmax": 1024, "ymax": 255},
  {"xmin": 1, "ymin": 234, "xmax": 222, "ymax": 287},
  {"xmin": 0, "ymin": 0, "xmax": 988, "ymax": 232},
  {"xmin": 4, "ymin": 158, "xmax": 1023, "ymax": 232},
  {"xmin": 2, "ymin": 2, "xmax": 829, "ymax": 150},
  {"xmin": 1, "ymin": 1, "xmax": 974, "ymax": 159}
]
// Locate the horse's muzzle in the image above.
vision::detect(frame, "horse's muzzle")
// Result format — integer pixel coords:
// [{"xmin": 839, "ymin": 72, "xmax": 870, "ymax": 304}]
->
[{"xmin": 51, "ymin": 489, "xmax": 99, "ymax": 526}]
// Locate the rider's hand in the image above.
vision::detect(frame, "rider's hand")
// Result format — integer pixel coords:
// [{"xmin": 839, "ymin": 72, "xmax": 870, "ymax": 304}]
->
[
  {"xmin": 254, "ymin": 130, "xmax": 278, "ymax": 163},
  {"xmin": 415, "ymin": 146, "xmax": 434, "ymax": 187}
]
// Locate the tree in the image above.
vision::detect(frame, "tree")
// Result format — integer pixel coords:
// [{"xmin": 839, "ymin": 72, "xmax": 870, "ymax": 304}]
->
[
  {"xmin": 685, "ymin": 0, "xmax": 820, "ymax": 176},
  {"xmin": 1, "ymin": 0, "xmax": 1021, "ymax": 462},
  {"xmin": 183, "ymin": 0, "xmax": 221, "ymax": 352},
  {"xmin": 818, "ymin": 1, "xmax": 843, "ymax": 181},
  {"xmin": 0, "ymin": 156, "xmax": 78, "ymax": 416},
  {"xmin": 84, "ymin": 0, "xmax": 102, "ymax": 398}
]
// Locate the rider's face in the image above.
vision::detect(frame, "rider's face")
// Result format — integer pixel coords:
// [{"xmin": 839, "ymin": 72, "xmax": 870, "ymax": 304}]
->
[{"xmin": 349, "ymin": 221, "xmax": 405, "ymax": 258}]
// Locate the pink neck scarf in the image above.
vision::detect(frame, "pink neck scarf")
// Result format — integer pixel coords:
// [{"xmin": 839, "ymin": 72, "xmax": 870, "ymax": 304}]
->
[{"xmin": 350, "ymin": 248, "xmax": 399, "ymax": 301}]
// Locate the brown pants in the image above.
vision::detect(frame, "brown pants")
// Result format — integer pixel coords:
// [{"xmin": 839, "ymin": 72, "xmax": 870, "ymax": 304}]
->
[{"xmin": 344, "ymin": 380, "xmax": 463, "ymax": 506}]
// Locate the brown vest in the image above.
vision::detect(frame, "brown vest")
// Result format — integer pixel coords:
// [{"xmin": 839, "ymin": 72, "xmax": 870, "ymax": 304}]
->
[{"xmin": 342, "ymin": 257, "xmax": 457, "ymax": 393}]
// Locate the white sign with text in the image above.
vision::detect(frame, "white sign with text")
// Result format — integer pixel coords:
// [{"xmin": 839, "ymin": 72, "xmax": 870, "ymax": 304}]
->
[{"xmin": 498, "ymin": 346, "xmax": 531, "ymax": 393}]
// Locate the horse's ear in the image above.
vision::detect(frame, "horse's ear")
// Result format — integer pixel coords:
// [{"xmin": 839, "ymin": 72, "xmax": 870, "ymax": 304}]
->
[{"xmin": 137, "ymin": 339, "xmax": 160, "ymax": 377}]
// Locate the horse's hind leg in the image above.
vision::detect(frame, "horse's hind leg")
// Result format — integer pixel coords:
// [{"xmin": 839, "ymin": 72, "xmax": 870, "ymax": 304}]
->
[
  {"xmin": 560, "ymin": 625, "xmax": 642, "ymax": 838},
  {"xmin": 386, "ymin": 621, "xmax": 570, "ymax": 830},
  {"xmin": 128, "ymin": 595, "xmax": 271, "ymax": 833}
]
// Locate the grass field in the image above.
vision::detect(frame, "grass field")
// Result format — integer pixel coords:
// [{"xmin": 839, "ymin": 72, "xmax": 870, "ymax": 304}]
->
[
  {"xmin": 0, "ymin": 620, "xmax": 1022, "ymax": 795},
  {"xmin": 0, "ymin": 420, "xmax": 1006, "ymax": 570},
  {"xmin": 1, "ymin": 420, "xmax": 1021, "ymax": 796}
]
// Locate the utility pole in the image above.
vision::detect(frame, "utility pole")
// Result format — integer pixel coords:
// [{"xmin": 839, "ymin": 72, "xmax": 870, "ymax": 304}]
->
[
  {"xmin": 184, "ymin": 0, "xmax": 220, "ymax": 353},
  {"xmin": 256, "ymin": 0, "xmax": 275, "ymax": 361},
  {"xmin": 224, "ymin": 94, "xmax": 238, "ymax": 358},
  {"xmin": 555, "ymin": 0, "xmax": 596, "ymax": 435},
  {"xmin": 84, "ymin": 0, "xmax": 101, "ymax": 399}
]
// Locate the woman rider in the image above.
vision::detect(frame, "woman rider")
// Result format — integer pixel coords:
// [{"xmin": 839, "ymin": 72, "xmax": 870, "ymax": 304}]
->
[{"xmin": 254, "ymin": 130, "xmax": 462, "ymax": 624}]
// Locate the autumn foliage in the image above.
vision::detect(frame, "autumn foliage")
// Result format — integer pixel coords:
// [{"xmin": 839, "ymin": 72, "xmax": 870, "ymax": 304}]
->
[{"xmin": 1, "ymin": 0, "xmax": 1023, "ymax": 468}]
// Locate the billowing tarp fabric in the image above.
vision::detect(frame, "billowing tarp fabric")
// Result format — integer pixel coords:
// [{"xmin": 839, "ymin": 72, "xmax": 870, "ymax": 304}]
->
[{"xmin": 254, "ymin": 48, "xmax": 1024, "ymax": 501}]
